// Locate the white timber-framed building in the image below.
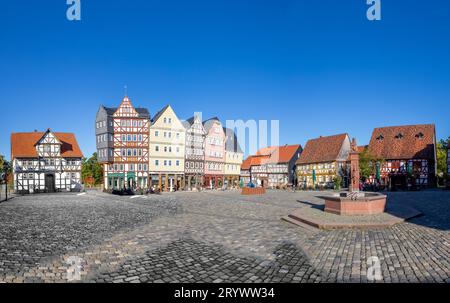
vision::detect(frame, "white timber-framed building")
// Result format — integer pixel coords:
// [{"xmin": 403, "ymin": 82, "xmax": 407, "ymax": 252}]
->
[
  {"xmin": 182, "ymin": 113, "xmax": 207, "ymax": 190},
  {"xmin": 11, "ymin": 129, "xmax": 83, "ymax": 193}
]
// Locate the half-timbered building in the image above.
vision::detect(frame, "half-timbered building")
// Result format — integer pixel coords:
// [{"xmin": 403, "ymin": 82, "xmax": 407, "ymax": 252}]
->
[
  {"xmin": 240, "ymin": 156, "xmax": 253, "ymax": 186},
  {"xmin": 96, "ymin": 97, "xmax": 151, "ymax": 190},
  {"xmin": 11, "ymin": 129, "xmax": 83, "ymax": 193},
  {"xmin": 223, "ymin": 128, "xmax": 244, "ymax": 188},
  {"xmin": 239, "ymin": 145, "xmax": 302, "ymax": 188},
  {"xmin": 266, "ymin": 145, "xmax": 302, "ymax": 188},
  {"xmin": 149, "ymin": 105, "xmax": 186, "ymax": 191},
  {"xmin": 368, "ymin": 124, "xmax": 437, "ymax": 190},
  {"xmin": 296, "ymin": 134, "xmax": 351, "ymax": 189},
  {"xmin": 182, "ymin": 114, "xmax": 206, "ymax": 190},
  {"xmin": 203, "ymin": 117, "xmax": 226, "ymax": 189}
]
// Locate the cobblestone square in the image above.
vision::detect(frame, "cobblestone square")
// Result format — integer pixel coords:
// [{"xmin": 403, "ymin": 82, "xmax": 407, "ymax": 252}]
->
[{"xmin": 0, "ymin": 190, "xmax": 449, "ymax": 283}]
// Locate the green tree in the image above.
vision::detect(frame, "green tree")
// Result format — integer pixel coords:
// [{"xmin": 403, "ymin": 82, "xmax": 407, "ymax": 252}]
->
[
  {"xmin": 359, "ymin": 147, "xmax": 385, "ymax": 181},
  {"xmin": 0, "ymin": 155, "xmax": 12, "ymax": 186},
  {"xmin": 436, "ymin": 138, "xmax": 449, "ymax": 186},
  {"xmin": 81, "ymin": 153, "xmax": 103, "ymax": 185}
]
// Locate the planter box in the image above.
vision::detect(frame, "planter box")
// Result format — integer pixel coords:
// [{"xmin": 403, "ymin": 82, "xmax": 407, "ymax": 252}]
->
[{"xmin": 241, "ymin": 187, "xmax": 266, "ymax": 195}]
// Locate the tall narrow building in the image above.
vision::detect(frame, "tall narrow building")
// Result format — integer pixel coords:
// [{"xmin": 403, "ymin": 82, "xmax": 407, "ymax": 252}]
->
[
  {"xmin": 203, "ymin": 117, "xmax": 226, "ymax": 189},
  {"xmin": 182, "ymin": 113, "xmax": 206, "ymax": 190},
  {"xmin": 96, "ymin": 96, "xmax": 150, "ymax": 190},
  {"xmin": 223, "ymin": 127, "xmax": 243, "ymax": 188},
  {"xmin": 149, "ymin": 105, "xmax": 186, "ymax": 191}
]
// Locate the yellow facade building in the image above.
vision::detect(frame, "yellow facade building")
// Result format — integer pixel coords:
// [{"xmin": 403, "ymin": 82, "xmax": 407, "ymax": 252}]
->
[
  {"xmin": 149, "ymin": 105, "xmax": 186, "ymax": 191},
  {"xmin": 296, "ymin": 133, "xmax": 351, "ymax": 189}
]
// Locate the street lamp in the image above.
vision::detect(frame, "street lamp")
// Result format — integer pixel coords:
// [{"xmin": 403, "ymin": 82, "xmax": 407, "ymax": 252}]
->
[{"xmin": 2, "ymin": 161, "xmax": 10, "ymax": 201}]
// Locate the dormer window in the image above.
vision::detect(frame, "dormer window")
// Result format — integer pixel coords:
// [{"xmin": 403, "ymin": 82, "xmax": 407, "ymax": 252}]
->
[
  {"xmin": 376, "ymin": 135, "xmax": 384, "ymax": 141},
  {"xmin": 395, "ymin": 133, "xmax": 404, "ymax": 139},
  {"xmin": 415, "ymin": 132, "xmax": 424, "ymax": 139}
]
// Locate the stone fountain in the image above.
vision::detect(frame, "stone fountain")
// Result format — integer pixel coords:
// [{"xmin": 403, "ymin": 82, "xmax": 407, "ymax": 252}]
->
[
  {"xmin": 320, "ymin": 138, "xmax": 387, "ymax": 216},
  {"xmin": 282, "ymin": 139, "xmax": 422, "ymax": 229}
]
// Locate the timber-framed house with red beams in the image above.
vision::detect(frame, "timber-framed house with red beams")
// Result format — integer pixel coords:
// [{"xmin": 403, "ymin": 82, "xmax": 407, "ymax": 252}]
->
[
  {"xmin": 96, "ymin": 96, "xmax": 150, "ymax": 190},
  {"xmin": 368, "ymin": 124, "xmax": 437, "ymax": 190}
]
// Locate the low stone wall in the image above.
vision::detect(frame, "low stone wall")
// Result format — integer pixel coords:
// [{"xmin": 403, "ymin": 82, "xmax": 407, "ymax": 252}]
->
[
  {"xmin": 324, "ymin": 195, "xmax": 387, "ymax": 215},
  {"xmin": 241, "ymin": 187, "xmax": 266, "ymax": 195}
]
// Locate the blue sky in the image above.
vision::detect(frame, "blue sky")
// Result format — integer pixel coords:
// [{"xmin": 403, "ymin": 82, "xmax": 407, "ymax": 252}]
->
[{"xmin": 1, "ymin": 0, "xmax": 449, "ymax": 159}]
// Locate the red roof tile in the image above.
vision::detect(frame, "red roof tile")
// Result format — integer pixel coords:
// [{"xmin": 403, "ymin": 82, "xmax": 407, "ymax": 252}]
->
[
  {"xmin": 11, "ymin": 132, "xmax": 83, "ymax": 159},
  {"xmin": 368, "ymin": 124, "xmax": 436, "ymax": 160},
  {"xmin": 266, "ymin": 144, "xmax": 302, "ymax": 164},
  {"xmin": 357, "ymin": 145, "xmax": 368, "ymax": 153},
  {"xmin": 296, "ymin": 134, "xmax": 349, "ymax": 164},
  {"xmin": 241, "ymin": 156, "xmax": 254, "ymax": 170},
  {"xmin": 241, "ymin": 145, "xmax": 302, "ymax": 169}
]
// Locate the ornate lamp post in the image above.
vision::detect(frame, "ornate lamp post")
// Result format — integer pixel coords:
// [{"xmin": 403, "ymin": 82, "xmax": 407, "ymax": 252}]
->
[{"xmin": 2, "ymin": 161, "xmax": 10, "ymax": 201}]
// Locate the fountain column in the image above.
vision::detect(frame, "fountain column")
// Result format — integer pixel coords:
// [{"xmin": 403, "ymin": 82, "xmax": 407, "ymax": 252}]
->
[{"xmin": 349, "ymin": 138, "xmax": 360, "ymax": 192}]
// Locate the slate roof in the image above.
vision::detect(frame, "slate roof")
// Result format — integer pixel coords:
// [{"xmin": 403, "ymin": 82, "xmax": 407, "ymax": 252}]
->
[
  {"xmin": 223, "ymin": 128, "xmax": 243, "ymax": 153},
  {"xmin": 101, "ymin": 105, "xmax": 150, "ymax": 119},
  {"xmin": 151, "ymin": 105, "xmax": 170, "ymax": 124},
  {"xmin": 182, "ymin": 115, "xmax": 199, "ymax": 130},
  {"xmin": 203, "ymin": 117, "xmax": 221, "ymax": 133},
  {"xmin": 368, "ymin": 124, "xmax": 436, "ymax": 160}
]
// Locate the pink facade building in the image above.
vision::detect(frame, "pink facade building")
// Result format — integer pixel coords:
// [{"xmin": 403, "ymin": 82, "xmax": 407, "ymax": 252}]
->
[{"xmin": 203, "ymin": 117, "xmax": 226, "ymax": 189}]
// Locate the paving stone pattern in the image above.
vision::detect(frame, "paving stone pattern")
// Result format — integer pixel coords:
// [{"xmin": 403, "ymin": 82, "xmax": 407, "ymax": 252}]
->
[{"xmin": 0, "ymin": 190, "xmax": 448, "ymax": 283}]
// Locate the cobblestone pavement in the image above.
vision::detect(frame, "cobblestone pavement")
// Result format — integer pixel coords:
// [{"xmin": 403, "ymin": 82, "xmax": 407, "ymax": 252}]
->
[{"xmin": 0, "ymin": 190, "xmax": 448, "ymax": 283}]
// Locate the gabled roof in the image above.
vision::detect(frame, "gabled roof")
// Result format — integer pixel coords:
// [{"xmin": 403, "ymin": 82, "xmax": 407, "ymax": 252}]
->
[
  {"xmin": 241, "ymin": 155, "xmax": 269, "ymax": 170},
  {"xmin": 184, "ymin": 116, "xmax": 196, "ymax": 126},
  {"xmin": 223, "ymin": 127, "xmax": 243, "ymax": 153},
  {"xmin": 241, "ymin": 156, "xmax": 254, "ymax": 170},
  {"xmin": 266, "ymin": 144, "xmax": 302, "ymax": 164},
  {"xmin": 182, "ymin": 115, "xmax": 201, "ymax": 130},
  {"xmin": 100, "ymin": 105, "xmax": 150, "ymax": 119},
  {"xmin": 181, "ymin": 120, "xmax": 192, "ymax": 130},
  {"xmin": 203, "ymin": 117, "xmax": 221, "ymax": 133},
  {"xmin": 11, "ymin": 131, "xmax": 83, "ymax": 159},
  {"xmin": 296, "ymin": 134, "xmax": 349, "ymax": 164},
  {"xmin": 357, "ymin": 145, "xmax": 368, "ymax": 153},
  {"xmin": 241, "ymin": 144, "xmax": 302, "ymax": 169},
  {"xmin": 256, "ymin": 146, "xmax": 277, "ymax": 156},
  {"xmin": 35, "ymin": 129, "xmax": 62, "ymax": 146},
  {"xmin": 151, "ymin": 105, "xmax": 171, "ymax": 124},
  {"xmin": 368, "ymin": 124, "xmax": 436, "ymax": 160}
]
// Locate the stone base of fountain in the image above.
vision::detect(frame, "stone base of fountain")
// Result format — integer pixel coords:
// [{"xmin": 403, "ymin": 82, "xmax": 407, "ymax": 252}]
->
[
  {"xmin": 241, "ymin": 187, "xmax": 266, "ymax": 195},
  {"xmin": 321, "ymin": 192, "xmax": 387, "ymax": 216}
]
